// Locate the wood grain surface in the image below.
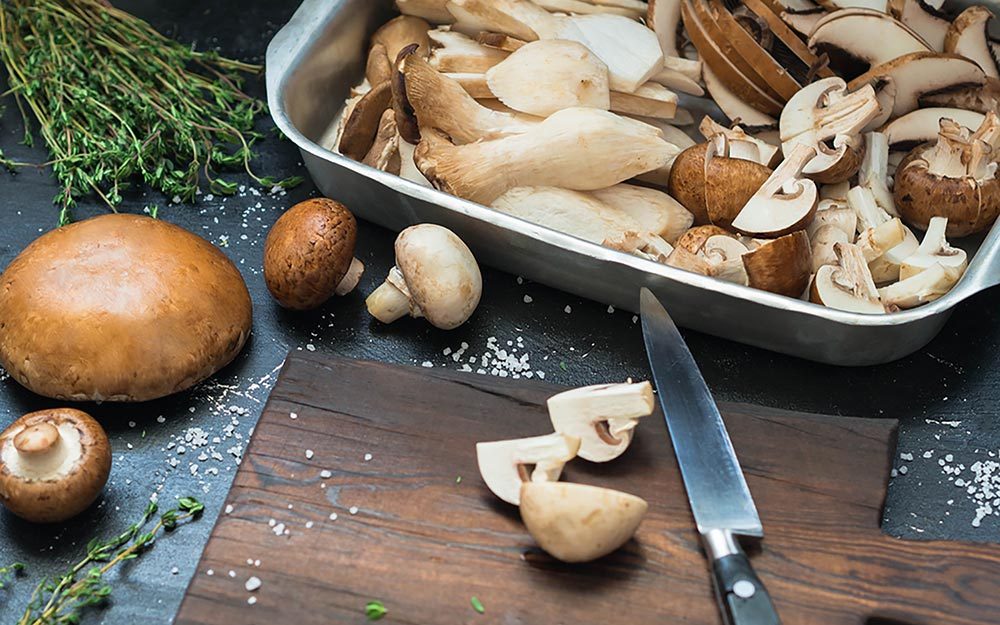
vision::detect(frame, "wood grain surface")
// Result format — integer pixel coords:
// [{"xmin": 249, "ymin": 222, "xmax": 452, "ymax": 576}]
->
[{"xmin": 175, "ymin": 354, "xmax": 1000, "ymax": 625}]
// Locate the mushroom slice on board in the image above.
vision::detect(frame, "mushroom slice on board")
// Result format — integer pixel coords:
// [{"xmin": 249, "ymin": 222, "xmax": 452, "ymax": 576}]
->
[
  {"xmin": 414, "ymin": 108, "xmax": 676, "ymax": 204},
  {"xmin": 520, "ymin": 482, "xmax": 648, "ymax": 563},
  {"xmin": 485, "ymin": 39, "xmax": 611, "ymax": 116},
  {"xmin": 703, "ymin": 135, "xmax": 775, "ymax": 229},
  {"xmin": 702, "ymin": 66, "xmax": 778, "ymax": 131},
  {"xmin": 404, "ymin": 55, "xmax": 538, "ymax": 144},
  {"xmin": 944, "ymin": 6, "xmax": 1000, "ymax": 79},
  {"xmin": 742, "ymin": 230, "xmax": 813, "ymax": 296},
  {"xmin": 398, "ymin": 0, "xmax": 455, "ymax": 23},
  {"xmin": 879, "ymin": 262, "xmax": 964, "ymax": 308},
  {"xmin": 490, "ymin": 187, "xmax": 644, "ymax": 246},
  {"xmin": 548, "ymin": 381, "xmax": 655, "ymax": 462},
  {"xmin": 881, "ymin": 108, "xmax": 987, "ymax": 149},
  {"xmin": 780, "ymin": 77, "xmax": 881, "ymax": 183},
  {"xmin": 893, "ymin": 113, "xmax": 1000, "ymax": 236},
  {"xmin": 476, "ymin": 434, "xmax": 581, "ymax": 505},
  {"xmin": 899, "ymin": 216, "xmax": 968, "ymax": 280},
  {"xmin": 428, "ymin": 29, "xmax": 509, "ymax": 73},
  {"xmin": 848, "ymin": 52, "xmax": 987, "ymax": 121},
  {"xmin": 888, "ymin": 0, "xmax": 950, "ymax": 52},
  {"xmin": 590, "ymin": 184, "xmax": 695, "ymax": 243},
  {"xmin": 731, "ymin": 144, "xmax": 819, "ymax": 237},
  {"xmin": 810, "ymin": 242, "xmax": 886, "ymax": 313},
  {"xmin": 0, "ymin": 409, "xmax": 111, "ymax": 523},
  {"xmin": 808, "ymin": 9, "xmax": 930, "ymax": 79},
  {"xmin": 366, "ymin": 224, "xmax": 482, "ymax": 329}
]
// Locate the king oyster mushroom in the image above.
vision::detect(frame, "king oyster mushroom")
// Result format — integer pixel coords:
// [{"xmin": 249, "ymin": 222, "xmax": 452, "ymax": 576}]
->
[
  {"xmin": 590, "ymin": 184, "xmax": 694, "ymax": 243},
  {"xmin": 477, "ymin": 433, "xmax": 581, "ymax": 505},
  {"xmin": 731, "ymin": 144, "xmax": 819, "ymax": 237},
  {"xmin": 0, "ymin": 409, "xmax": 112, "ymax": 523},
  {"xmin": 899, "ymin": 216, "xmax": 968, "ymax": 280},
  {"xmin": 548, "ymin": 382, "xmax": 654, "ymax": 462},
  {"xmin": 779, "ymin": 77, "xmax": 881, "ymax": 183},
  {"xmin": 810, "ymin": 242, "xmax": 886, "ymax": 313},
  {"xmin": 398, "ymin": 0, "xmax": 455, "ymax": 23},
  {"xmin": 428, "ymin": 28, "xmax": 509, "ymax": 73},
  {"xmin": 520, "ymin": 482, "xmax": 648, "ymax": 563},
  {"xmin": 893, "ymin": 113, "xmax": 1000, "ymax": 236},
  {"xmin": 366, "ymin": 224, "xmax": 482, "ymax": 329},
  {"xmin": 414, "ymin": 108, "xmax": 677, "ymax": 204}
]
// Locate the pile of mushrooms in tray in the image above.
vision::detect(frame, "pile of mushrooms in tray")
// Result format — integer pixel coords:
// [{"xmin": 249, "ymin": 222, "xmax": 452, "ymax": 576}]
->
[{"xmin": 330, "ymin": 0, "xmax": 1000, "ymax": 314}]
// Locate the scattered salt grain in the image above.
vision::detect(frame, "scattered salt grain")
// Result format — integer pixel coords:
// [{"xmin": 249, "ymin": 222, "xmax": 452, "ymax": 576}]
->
[
  {"xmin": 564, "ymin": 305, "xmax": 572, "ymax": 314},
  {"xmin": 289, "ymin": 412, "xmax": 298, "ymax": 420},
  {"xmin": 349, "ymin": 506, "xmax": 359, "ymax": 515},
  {"xmin": 206, "ymin": 569, "xmax": 214, "ymax": 576},
  {"xmin": 247, "ymin": 597, "xmax": 257, "ymax": 605},
  {"xmin": 245, "ymin": 577, "xmax": 262, "ymax": 592},
  {"xmin": 225, "ymin": 504, "xmax": 234, "ymax": 514},
  {"xmin": 171, "ymin": 567, "xmax": 179, "ymax": 575},
  {"xmin": 329, "ymin": 512, "xmax": 338, "ymax": 521},
  {"xmin": 364, "ymin": 453, "xmax": 373, "ymax": 462},
  {"xmin": 305, "ymin": 449, "xmax": 314, "ymax": 459},
  {"xmin": 306, "ymin": 521, "xmax": 314, "ymax": 529},
  {"xmin": 523, "ymin": 295, "xmax": 533, "ymax": 303},
  {"xmin": 229, "ymin": 570, "xmax": 236, "ymax": 578}
]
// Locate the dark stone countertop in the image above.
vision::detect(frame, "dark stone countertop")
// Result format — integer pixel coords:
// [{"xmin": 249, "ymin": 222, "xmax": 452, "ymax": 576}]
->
[{"xmin": 0, "ymin": 1, "xmax": 998, "ymax": 622}]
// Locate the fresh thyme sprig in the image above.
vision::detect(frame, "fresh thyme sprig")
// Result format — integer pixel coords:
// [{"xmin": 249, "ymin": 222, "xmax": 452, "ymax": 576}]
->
[
  {"xmin": 16, "ymin": 496, "xmax": 204, "ymax": 625},
  {"xmin": 0, "ymin": 0, "xmax": 302, "ymax": 221},
  {"xmin": 0, "ymin": 562, "xmax": 25, "ymax": 590}
]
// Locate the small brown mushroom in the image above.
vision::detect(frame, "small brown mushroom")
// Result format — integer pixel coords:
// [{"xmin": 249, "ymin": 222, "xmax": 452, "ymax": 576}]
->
[
  {"xmin": 264, "ymin": 199, "xmax": 364, "ymax": 310},
  {"xmin": 703, "ymin": 136, "xmax": 774, "ymax": 230},
  {"xmin": 742, "ymin": 231, "xmax": 813, "ymax": 297},
  {"xmin": 0, "ymin": 408, "xmax": 111, "ymax": 523}
]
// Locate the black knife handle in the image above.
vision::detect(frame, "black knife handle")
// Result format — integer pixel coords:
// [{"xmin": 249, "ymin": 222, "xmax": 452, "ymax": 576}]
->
[{"xmin": 712, "ymin": 552, "xmax": 781, "ymax": 625}]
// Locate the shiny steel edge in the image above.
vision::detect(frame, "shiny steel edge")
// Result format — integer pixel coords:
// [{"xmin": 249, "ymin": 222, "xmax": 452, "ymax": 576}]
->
[{"xmin": 265, "ymin": 0, "xmax": 1000, "ymax": 364}]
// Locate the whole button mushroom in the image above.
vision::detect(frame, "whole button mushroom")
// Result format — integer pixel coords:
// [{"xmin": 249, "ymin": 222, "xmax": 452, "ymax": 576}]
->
[
  {"xmin": 366, "ymin": 224, "xmax": 482, "ymax": 329},
  {"xmin": 0, "ymin": 409, "xmax": 111, "ymax": 523},
  {"xmin": 264, "ymin": 198, "xmax": 365, "ymax": 310}
]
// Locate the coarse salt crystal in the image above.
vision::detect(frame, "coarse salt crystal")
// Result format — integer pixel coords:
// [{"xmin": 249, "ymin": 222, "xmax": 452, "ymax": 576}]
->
[
  {"xmin": 564, "ymin": 305, "xmax": 572, "ymax": 314},
  {"xmin": 523, "ymin": 295, "xmax": 533, "ymax": 303},
  {"xmin": 225, "ymin": 504, "xmax": 234, "ymax": 514},
  {"xmin": 290, "ymin": 412, "xmax": 298, "ymax": 420},
  {"xmin": 349, "ymin": 506, "xmax": 359, "ymax": 515},
  {"xmin": 320, "ymin": 469, "xmax": 332, "ymax": 478},
  {"xmin": 329, "ymin": 512, "xmax": 338, "ymax": 521},
  {"xmin": 364, "ymin": 453, "xmax": 373, "ymax": 462},
  {"xmin": 247, "ymin": 597, "xmax": 257, "ymax": 605},
  {"xmin": 305, "ymin": 449, "xmax": 314, "ymax": 459},
  {"xmin": 245, "ymin": 576, "xmax": 262, "ymax": 592}
]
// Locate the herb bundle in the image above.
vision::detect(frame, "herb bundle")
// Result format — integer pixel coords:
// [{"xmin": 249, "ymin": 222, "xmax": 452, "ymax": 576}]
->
[
  {"xmin": 0, "ymin": 0, "xmax": 301, "ymax": 223},
  {"xmin": 15, "ymin": 496, "xmax": 203, "ymax": 625}
]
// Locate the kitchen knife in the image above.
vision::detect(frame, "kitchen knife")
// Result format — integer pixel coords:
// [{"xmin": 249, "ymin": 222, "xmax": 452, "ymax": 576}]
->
[{"xmin": 639, "ymin": 288, "xmax": 781, "ymax": 625}]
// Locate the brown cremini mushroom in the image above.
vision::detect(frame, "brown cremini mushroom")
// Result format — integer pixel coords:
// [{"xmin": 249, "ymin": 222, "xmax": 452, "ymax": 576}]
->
[
  {"xmin": 264, "ymin": 199, "xmax": 365, "ymax": 310},
  {"xmin": 0, "ymin": 214, "xmax": 252, "ymax": 402},
  {"xmin": 0, "ymin": 409, "xmax": 111, "ymax": 523}
]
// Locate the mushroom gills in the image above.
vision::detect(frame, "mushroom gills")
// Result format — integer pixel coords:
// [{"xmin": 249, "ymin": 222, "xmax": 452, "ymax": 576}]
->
[
  {"xmin": 731, "ymin": 143, "xmax": 819, "ymax": 237},
  {"xmin": 476, "ymin": 433, "xmax": 582, "ymax": 505},
  {"xmin": 2, "ymin": 422, "xmax": 81, "ymax": 480},
  {"xmin": 548, "ymin": 381, "xmax": 654, "ymax": 462},
  {"xmin": 809, "ymin": 242, "xmax": 886, "ymax": 313}
]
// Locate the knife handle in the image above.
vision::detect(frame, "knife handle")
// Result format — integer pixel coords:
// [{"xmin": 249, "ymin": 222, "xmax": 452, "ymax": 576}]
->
[{"xmin": 711, "ymin": 552, "xmax": 781, "ymax": 625}]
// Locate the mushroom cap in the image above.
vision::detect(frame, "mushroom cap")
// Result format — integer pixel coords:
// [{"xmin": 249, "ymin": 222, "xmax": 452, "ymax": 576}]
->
[
  {"xmin": 0, "ymin": 214, "xmax": 252, "ymax": 402},
  {"xmin": 0, "ymin": 408, "xmax": 111, "ymax": 523},
  {"xmin": 667, "ymin": 144, "xmax": 710, "ymax": 224},
  {"xmin": 520, "ymin": 482, "xmax": 648, "ymax": 563},
  {"xmin": 742, "ymin": 230, "xmax": 813, "ymax": 297},
  {"xmin": 264, "ymin": 199, "xmax": 359, "ymax": 310},
  {"xmin": 675, "ymin": 224, "xmax": 732, "ymax": 254},
  {"xmin": 704, "ymin": 156, "xmax": 773, "ymax": 230},
  {"xmin": 893, "ymin": 144, "xmax": 1000, "ymax": 236},
  {"xmin": 395, "ymin": 224, "xmax": 482, "ymax": 329}
]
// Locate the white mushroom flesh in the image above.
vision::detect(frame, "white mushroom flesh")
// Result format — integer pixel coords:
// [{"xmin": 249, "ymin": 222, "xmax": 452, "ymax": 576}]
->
[
  {"xmin": 2, "ymin": 423, "xmax": 82, "ymax": 480},
  {"xmin": 548, "ymin": 381, "xmax": 654, "ymax": 462}
]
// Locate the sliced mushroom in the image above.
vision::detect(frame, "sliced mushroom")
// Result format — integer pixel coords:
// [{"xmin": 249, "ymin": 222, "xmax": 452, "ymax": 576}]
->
[
  {"xmin": 477, "ymin": 31, "xmax": 528, "ymax": 52},
  {"xmin": 398, "ymin": 140, "xmax": 433, "ymax": 186},
  {"xmin": 548, "ymin": 381, "xmax": 654, "ymax": 462},
  {"xmin": 703, "ymin": 135, "xmax": 775, "ymax": 229},
  {"xmin": 888, "ymin": 0, "xmax": 950, "ymax": 52},
  {"xmin": 485, "ymin": 39, "xmax": 611, "ymax": 116},
  {"xmin": 666, "ymin": 245, "xmax": 713, "ymax": 275},
  {"xmin": 847, "ymin": 185, "xmax": 920, "ymax": 283},
  {"xmin": 701, "ymin": 235, "xmax": 751, "ymax": 284},
  {"xmin": 731, "ymin": 144, "xmax": 819, "ymax": 237},
  {"xmin": 893, "ymin": 113, "xmax": 1000, "ymax": 236},
  {"xmin": 373, "ymin": 15, "xmax": 432, "ymax": 61},
  {"xmin": 366, "ymin": 224, "xmax": 482, "ymax": 329},
  {"xmin": 476, "ymin": 434, "xmax": 581, "ymax": 505},
  {"xmin": 367, "ymin": 43, "xmax": 394, "ymax": 87},
  {"xmin": 649, "ymin": 0, "xmax": 683, "ymax": 58},
  {"xmin": 362, "ymin": 109, "xmax": 402, "ymax": 174},
  {"xmin": 700, "ymin": 117, "xmax": 781, "ymax": 166},
  {"xmin": 807, "ymin": 200, "xmax": 858, "ymax": 239},
  {"xmin": 446, "ymin": 0, "xmax": 555, "ymax": 41},
  {"xmin": 848, "ymin": 52, "xmax": 987, "ymax": 121},
  {"xmin": 856, "ymin": 217, "xmax": 907, "ymax": 263},
  {"xmin": 428, "ymin": 28, "xmax": 509, "ymax": 72},
  {"xmin": 398, "ymin": 0, "xmax": 455, "ymax": 23},
  {"xmin": 651, "ymin": 66, "xmax": 706, "ymax": 97},
  {"xmin": 918, "ymin": 77, "xmax": 1000, "ymax": 114},
  {"xmin": 535, "ymin": 0, "xmax": 645, "ymax": 17},
  {"xmin": 878, "ymin": 262, "xmax": 964, "ymax": 308},
  {"xmin": 392, "ymin": 45, "xmax": 423, "ymax": 144},
  {"xmin": 944, "ymin": 6, "xmax": 1000, "ymax": 79},
  {"xmin": 404, "ymin": 54, "xmax": 537, "ymax": 144},
  {"xmin": 520, "ymin": 482, "xmax": 648, "ymax": 562},
  {"xmin": 675, "ymin": 224, "xmax": 733, "ymax": 253},
  {"xmin": 339, "ymin": 82, "xmax": 393, "ymax": 161},
  {"xmin": 591, "ymin": 184, "xmax": 695, "ymax": 243},
  {"xmin": 810, "ymin": 224, "xmax": 851, "ymax": 271},
  {"xmin": 491, "ymin": 186, "xmax": 644, "ymax": 246},
  {"xmin": 780, "ymin": 77, "xmax": 881, "ymax": 183},
  {"xmin": 742, "ymin": 230, "xmax": 813, "ymax": 296},
  {"xmin": 781, "ymin": 8, "xmax": 827, "ymax": 38},
  {"xmin": 899, "ymin": 216, "xmax": 968, "ymax": 280},
  {"xmin": 702, "ymin": 65, "xmax": 778, "ymax": 130},
  {"xmin": 609, "ymin": 83, "xmax": 679, "ymax": 120},
  {"xmin": 881, "ymin": 108, "xmax": 987, "ymax": 148},
  {"xmin": 414, "ymin": 108, "xmax": 676, "ymax": 204},
  {"xmin": 858, "ymin": 131, "xmax": 898, "ymax": 217},
  {"xmin": 809, "ymin": 242, "xmax": 885, "ymax": 313},
  {"xmin": 554, "ymin": 13, "xmax": 665, "ymax": 93},
  {"xmin": 808, "ymin": 8, "xmax": 930, "ymax": 79}
]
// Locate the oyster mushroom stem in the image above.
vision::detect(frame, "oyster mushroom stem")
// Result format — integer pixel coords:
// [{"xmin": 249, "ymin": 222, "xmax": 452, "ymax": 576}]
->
[
  {"xmin": 428, "ymin": 29, "xmax": 509, "ymax": 73},
  {"xmin": 547, "ymin": 382, "xmax": 654, "ymax": 462},
  {"xmin": 414, "ymin": 108, "xmax": 677, "ymax": 204},
  {"xmin": 810, "ymin": 242, "xmax": 885, "ymax": 313},
  {"xmin": 731, "ymin": 144, "xmax": 819, "ymax": 237},
  {"xmin": 520, "ymin": 482, "xmax": 648, "ymax": 563},
  {"xmin": 398, "ymin": 0, "xmax": 455, "ymax": 24},
  {"xmin": 899, "ymin": 216, "xmax": 968, "ymax": 280},
  {"xmin": 366, "ymin": 224, "xmax": 482, "ymax": 329},
  {"xmin": 476, "ymin": 434, "xmax": 581, "ymax": 505},
  {"xmin": 780, "ymin": 77, "xmax": 881, "ymax": 183}
]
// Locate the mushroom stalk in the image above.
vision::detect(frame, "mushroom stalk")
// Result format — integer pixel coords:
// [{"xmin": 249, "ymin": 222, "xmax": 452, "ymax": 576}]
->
[
  {"xmin": 548, "ymin": 381, "xmax": 654, "ymax": 462},
  {"xmin": 367, "ymin": 267, "xmax": 418, "ymax": 324},
  {"xmin": 334, "ymin": 258, "xmax": 366, "ymax": 296}
]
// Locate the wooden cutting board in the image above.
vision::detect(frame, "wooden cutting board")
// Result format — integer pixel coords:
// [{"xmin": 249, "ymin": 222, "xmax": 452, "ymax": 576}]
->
[{"xmin": 175, "ymin": 353, "xmax": 1000, "ymax": 625}]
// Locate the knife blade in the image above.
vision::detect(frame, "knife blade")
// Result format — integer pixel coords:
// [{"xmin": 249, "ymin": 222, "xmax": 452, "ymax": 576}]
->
[{"xmin": 640, "ymin": 288, "xmax": 780, "ymax": 625}]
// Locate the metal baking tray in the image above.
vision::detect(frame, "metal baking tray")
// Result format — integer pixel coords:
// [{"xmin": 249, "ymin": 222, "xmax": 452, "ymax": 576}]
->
[{"xmin": 266, "ymin": 0, "xmax": 1000, "ymax": 365}]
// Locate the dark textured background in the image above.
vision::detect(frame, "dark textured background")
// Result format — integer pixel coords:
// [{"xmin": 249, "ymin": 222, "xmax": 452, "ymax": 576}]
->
[{"xmin": 0, "ymin": 1, "xmax": 998, "ymax": 622}]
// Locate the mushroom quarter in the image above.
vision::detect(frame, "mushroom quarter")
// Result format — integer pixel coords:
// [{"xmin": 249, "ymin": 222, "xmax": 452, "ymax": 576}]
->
[
  {"xmin": 264, "ymin": 198, "xmax": 365, "ymax": 310},
  {"xmin": 0, "ymin": 409, "xmax": 111, "ymax": 523},
  {"xmin": 0, "ymin": 214, "xmax": 252, "ymax": 402}
]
